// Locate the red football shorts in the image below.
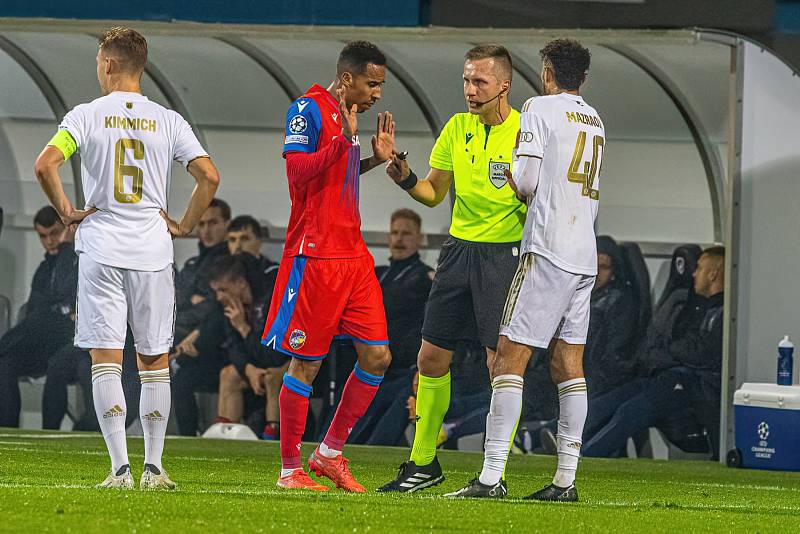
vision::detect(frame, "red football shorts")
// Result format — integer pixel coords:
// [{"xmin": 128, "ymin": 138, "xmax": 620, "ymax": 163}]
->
[{"xmin": 261, "ymin": 254, "xmax": 388, "ymax": 360}]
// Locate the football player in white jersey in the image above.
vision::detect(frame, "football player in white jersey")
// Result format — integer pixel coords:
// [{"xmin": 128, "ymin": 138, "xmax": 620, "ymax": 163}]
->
[
  {"xmin": 447, "ymin": 39, "xmax": 602, "ymax": 501},
  {"xmin": 34, "ymin": 27, "xmax": 220, "ymax": 490}
]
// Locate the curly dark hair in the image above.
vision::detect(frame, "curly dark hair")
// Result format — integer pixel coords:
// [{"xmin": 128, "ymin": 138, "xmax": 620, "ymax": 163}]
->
[
  {"xmin": 337, "ymin": 41, "xmax": 386, "ymax": 76},
  {"xmin": 539, "ymin": 39, "xmax": 591, "ymax": 91}
]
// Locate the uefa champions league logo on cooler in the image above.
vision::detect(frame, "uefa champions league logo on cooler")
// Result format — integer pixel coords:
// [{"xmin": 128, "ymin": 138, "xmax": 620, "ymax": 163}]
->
[
  {"xmin": 751, "ymin": 421, "xmax": 775, "ymax": 459},
  {"xmin": 758, "ymin": 421, "xmax": 770, "ymax": 442}
]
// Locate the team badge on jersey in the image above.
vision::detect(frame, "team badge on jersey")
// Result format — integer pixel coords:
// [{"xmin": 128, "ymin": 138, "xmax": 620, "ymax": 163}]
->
[
  {"xmin": 488, "ymin": 161, "xmax": 511, "ymax": 189},
  {"xmin": 289, "ymin": 329, "xmax": 307, "ymax": 350},
  {"xmin": 289, "ymin": 115, "xmax": 308, "ymax": 134}
]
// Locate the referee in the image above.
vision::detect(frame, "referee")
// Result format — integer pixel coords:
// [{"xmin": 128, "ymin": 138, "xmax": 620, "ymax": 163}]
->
[{"xmin": 378, "ymin": 44, "xmax": 525, "ymax": 492}]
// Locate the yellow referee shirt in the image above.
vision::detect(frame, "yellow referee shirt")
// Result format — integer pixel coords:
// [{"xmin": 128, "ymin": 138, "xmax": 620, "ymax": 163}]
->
[{"xmin": 429, "ymin": 109, "xmax": 526, "ymax": 243}]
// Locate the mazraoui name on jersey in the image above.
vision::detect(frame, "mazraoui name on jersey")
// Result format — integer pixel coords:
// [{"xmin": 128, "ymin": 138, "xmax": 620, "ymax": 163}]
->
[{"xmin": 517, "ymin": 93, "xmax": 605, "ymax": 276}]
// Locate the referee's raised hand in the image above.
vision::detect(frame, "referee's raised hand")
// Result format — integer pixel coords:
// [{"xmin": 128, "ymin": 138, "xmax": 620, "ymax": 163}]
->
[{"xmin": 337, "ymin": 86, "xmax": 358, "ymax": 139}]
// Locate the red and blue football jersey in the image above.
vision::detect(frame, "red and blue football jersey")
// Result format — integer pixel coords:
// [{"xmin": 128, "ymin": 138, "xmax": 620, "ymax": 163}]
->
[
  {"xmin": 282, "ymin": 83, "xmax": 367, "ymax": 259},
  {"xmin": 262, "ymin": 84, "xmax": 387, "ymax": 358}
]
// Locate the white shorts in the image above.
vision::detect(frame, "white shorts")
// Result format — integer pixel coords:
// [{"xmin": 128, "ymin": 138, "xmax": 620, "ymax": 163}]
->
[
  {"xmin": 75, "ymin": 254, "xmax": 175, "ymax": 355},
  {"xmin": 500, "ymin": 253, "xmax": 595, "ymax": 348}
]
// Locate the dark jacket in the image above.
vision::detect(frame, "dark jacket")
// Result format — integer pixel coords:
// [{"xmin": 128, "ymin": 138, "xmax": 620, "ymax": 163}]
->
[
  {"xmin": 645, "ymin": 291, "xmax": 724, "ymax": 450},
  {"xmin": 175, "ymin": 241, "xmax": 229, "ymax": 312},
  {"xmin": 27, "ymin": 242, "xmax": 78, "ymax": 317},
  {"xmin": 670, "ymin": 292, "xmax": 724, "ymax": 375},
  {"xmin": 644, "ymin": 291, "xmax": 724, "ymax": 380},
  {"xmin": 221, "ymin": 254, "xmax": 283, "ymax": 377},
  {"xmin": 375, "ymin": 252, "xmax": 433, "ymax": 374},
  {"xmin": 584, "ymin": 277, "xmax": 638, "ymax": 396},
  {"xmin": 174, "ymin": 241, "xmax": 229, "ymax": 342}
]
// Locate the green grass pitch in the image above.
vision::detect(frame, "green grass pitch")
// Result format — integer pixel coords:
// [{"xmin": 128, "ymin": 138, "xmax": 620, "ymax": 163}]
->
[{"xmin": 1, "ymin": 428, "xmax": 799, "ymax": 532}]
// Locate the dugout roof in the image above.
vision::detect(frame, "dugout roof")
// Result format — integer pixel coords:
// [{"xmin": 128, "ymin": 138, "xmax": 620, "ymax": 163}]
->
[{"xmin": 0, "ymin": 23, "xmax": 727, "ymax": 251}]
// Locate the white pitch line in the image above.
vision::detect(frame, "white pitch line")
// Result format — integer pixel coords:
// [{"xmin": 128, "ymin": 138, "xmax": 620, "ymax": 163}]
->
[
  {"xmin": 0, "ymin": 433, "xmax": 222, "ymax": 441},
  {"xmin": 0, "ymin": 433, "xmax": 94, "ymax": 439},
  {"xmin": 0, "ymin": 445, "xmax": 232, "ymax": 463},
  {"xmin": 603, "ymin": 476, "xmax": 800, "ymax": 493},
  {"xmin": 0, "ymin": 482, "xmax": 89, "ymax": 490}
]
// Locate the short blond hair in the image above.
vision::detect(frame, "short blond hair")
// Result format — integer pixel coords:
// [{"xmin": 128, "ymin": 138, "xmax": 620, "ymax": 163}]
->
[{"xmin": 99, "ymin": 27, "xmax": 148, "ymax": 73}]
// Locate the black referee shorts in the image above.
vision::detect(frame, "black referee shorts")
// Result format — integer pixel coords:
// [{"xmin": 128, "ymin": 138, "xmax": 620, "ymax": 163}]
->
[{"xmin": 422, "ymin": 236, "xmax": 520, "ymax": 351}]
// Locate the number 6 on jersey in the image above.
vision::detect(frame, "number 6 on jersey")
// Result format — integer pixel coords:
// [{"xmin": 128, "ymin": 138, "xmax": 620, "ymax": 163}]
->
[{"xmin": 115, "ymin": 138, "xmax": 145, "ymax": 204}]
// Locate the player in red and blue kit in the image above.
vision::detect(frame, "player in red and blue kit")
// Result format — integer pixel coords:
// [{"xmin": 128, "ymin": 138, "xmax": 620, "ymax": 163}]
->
[{"xmin": 262, "ymin": 41, "xmax": 397, "ymax": 492}]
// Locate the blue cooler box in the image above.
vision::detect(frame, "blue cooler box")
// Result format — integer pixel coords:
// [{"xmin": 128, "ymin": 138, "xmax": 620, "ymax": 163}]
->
[{"xmin": 734, "ymin": 383, "xmax": 800, "ymax": 471}]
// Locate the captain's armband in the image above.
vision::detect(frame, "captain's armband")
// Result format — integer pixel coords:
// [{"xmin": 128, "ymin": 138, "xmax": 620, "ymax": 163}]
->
[{"xmin": 47, "ymin": 129, "xmax": 78, "ymax": 161}]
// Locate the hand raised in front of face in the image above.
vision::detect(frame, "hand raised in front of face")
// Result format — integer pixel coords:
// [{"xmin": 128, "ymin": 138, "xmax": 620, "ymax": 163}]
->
[
  {"xmin": 337, "ymin": 86, "xmax": 358, "ymax": 139},
  {"xmin": 372, "ymin": 112, "xmax": 395, "ymax": 162}
]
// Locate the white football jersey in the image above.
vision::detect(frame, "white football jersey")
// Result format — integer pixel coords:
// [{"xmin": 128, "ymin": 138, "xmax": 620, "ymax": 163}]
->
[
  {"xmin": 516, "ymin": 93, "xmax": 605, "ymax": 276},
  {"xmin": 59, "ymin": 91, "xmax": 207, "ymax": 271}
]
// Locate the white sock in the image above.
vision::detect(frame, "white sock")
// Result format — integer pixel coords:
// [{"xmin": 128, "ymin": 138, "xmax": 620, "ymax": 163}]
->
[
  {"xmin": 318, "ymin": 442, "xmax": 341, "ymax": 459},
  {"xmin": 479, "ymin": 374, "xmax": 523, "ymax": 486},
  {"xmin": 553, "ymin": 378, "xmax": 588, "ymax": 488},
  {"xmin": 139, "ymin": 368, "xmax": 171, "ymax": 472},
  {"xmin": 92, "ymin": 364, "xmax": 128, "ymax": 473},
  {"xmin": 280, "ymin": 468, "xmax": 302, "ymax": 477}
]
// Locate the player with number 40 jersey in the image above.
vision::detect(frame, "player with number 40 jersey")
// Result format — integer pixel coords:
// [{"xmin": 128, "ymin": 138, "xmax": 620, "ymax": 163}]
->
[{"xmin": 448, "ymin": 38, "xmax": 604, "ymax": 502}]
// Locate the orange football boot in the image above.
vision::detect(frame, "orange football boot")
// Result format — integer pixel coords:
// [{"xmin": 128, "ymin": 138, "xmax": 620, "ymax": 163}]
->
[
  {"xmin": 308, "ymin": 448, "xmax": 366, "ymax": 493},
  {"xmin": 276, "ymin": 469, "xmax": 330, "ymax": 491}
]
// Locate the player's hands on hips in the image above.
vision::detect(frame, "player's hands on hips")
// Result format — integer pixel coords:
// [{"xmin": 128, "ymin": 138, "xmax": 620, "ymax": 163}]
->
[
  {"xmin": 337, "ymin": 86, "xmax": 358, "ymax": 139},
  {"xmin": 372, "ymin": 112, "xmax": 395, "ymax": 162},
  {"xmin": 160, "ymin": 209, "xmax": 188, "ymax": 239},
  {"xmin": 224, "ymin": 298, "xmax": 251, "ymax": 339},
  {"xmin": 62, "ymin": 206, "xmax": 97, "ymax": 227},
  {"xmin": 386, "ymin": 152, "xmax": 411, "ymax": 183},
  {"xmin": 245, "ymin": 364, "xmax": 267, "ymax": 396}
]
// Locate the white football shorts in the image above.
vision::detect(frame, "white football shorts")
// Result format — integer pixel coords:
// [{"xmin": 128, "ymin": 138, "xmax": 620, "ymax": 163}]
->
[
  {"xmin": 500, "ymin": 252, "xmax": 595, "ymax": 348},
  {"xmin": 75, "ymin": 254, "xmax": 175, "ymax": 355}
]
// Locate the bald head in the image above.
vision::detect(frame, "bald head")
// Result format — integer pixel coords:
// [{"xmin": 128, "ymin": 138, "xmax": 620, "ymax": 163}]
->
[{"xmin": 693, "ymin": 246, "xmax": 725, "ymax": 297}]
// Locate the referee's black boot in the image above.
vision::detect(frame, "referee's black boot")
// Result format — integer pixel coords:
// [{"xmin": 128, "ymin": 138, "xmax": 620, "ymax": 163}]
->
[
  {"xmin": 443, "ymin": 477, "xmax": 507, "ymax": 498},
  {"xmin": 376, "ymin": 457, "xmax": 444, "ymax": 493},
  {"xmin": 524, "ymin": 483, "xmax": 578, "ymax": 502}
]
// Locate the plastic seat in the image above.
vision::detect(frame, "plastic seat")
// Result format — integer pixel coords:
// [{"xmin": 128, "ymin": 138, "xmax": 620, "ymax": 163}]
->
[{"xmin": 619, "ymin": 241, "xmax": 653, "ymax": 338}]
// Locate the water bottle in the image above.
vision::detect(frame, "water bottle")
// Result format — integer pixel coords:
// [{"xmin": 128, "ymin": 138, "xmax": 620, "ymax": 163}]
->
[{"xmin": 777, "ymin": 335, "xmax": 794, "ymax": 386}]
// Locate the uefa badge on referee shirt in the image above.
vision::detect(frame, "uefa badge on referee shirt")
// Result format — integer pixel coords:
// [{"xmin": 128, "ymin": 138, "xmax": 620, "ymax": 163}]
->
[{"xmin": 489, "ymin": 161, "xmax": 511, "ymax": 189}]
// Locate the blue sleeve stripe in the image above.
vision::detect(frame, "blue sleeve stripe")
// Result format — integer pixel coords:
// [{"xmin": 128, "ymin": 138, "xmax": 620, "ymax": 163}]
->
[
  {"xmin": 354, "ymin": 362, "xmax": 384, "ymax": 386},
  {"xmin": 284, "ymin": 98, "xmax": 321, "ymax": 154},
  {"xmin": 283, "ymin": 373, "xmax": 312, "ymax": 398}
]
